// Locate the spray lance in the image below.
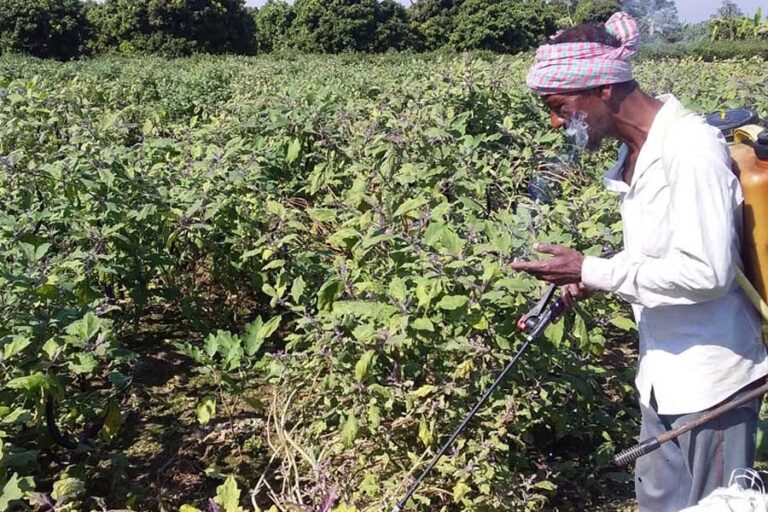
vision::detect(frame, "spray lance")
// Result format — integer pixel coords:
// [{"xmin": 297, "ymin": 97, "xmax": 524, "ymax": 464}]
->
[{"xmin": 392, "ymin": 284, "xmax": 566, "ymax": 512}]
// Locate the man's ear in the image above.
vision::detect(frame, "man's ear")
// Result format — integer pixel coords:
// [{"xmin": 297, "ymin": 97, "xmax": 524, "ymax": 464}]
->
[{"xmin": 598, "ymin": 84, "xmax": 613, "ymax": 102}]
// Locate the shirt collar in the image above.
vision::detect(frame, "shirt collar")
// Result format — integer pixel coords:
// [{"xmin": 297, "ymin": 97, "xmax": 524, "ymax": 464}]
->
[
  {"xmin": 604, "ymin": 144, "xmax": 630, "ymax": 193},
  {"xmin": 602, "ymin": 93, "xmax": 684, "ymax": 193}
]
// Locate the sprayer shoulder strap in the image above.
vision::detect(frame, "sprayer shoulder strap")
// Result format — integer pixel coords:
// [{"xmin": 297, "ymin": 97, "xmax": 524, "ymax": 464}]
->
[{"xmin": 660, "ymin": 110, "xmax": 768, "ymax": 329}]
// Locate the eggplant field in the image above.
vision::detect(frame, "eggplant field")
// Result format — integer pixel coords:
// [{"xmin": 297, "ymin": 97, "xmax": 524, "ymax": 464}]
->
[{"xmin": 1, "ymin": 54, "xmax": 767, "ymax": 511}]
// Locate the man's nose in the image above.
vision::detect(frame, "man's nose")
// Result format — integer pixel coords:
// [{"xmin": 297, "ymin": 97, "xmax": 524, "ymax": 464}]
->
[{"xmin": 550, "ymin": 111, "xmax": 565, "ymax": 130}]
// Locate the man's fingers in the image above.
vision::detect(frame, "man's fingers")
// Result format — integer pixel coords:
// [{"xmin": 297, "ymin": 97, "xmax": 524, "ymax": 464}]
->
[
  {"xmin": 560, "ymin": 285, "xmax": 575, "ymax": 309},
  {"xmin": 508, "ymin": 260, "xmax": 542, "ymax": 272},
  {"xmin": 532, "ymin": 242, "xmax": 565, "ymax": 256}
]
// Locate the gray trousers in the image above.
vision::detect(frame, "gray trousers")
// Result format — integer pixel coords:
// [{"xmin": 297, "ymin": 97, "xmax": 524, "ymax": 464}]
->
[{"xmin": 635, "ymin": 383, "xmax": 762, "ymax": 512}]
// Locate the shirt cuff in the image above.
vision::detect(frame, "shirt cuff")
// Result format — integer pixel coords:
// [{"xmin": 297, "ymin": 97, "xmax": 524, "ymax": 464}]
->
[{"xmin": 582, "ymin": 255, "xmax": 617, "ymax": 292}]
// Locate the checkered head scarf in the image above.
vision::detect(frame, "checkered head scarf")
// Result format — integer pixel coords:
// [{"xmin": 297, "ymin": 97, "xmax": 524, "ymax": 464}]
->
[{"xmin": 526, "ymin": 12, "xmax": 640, "ymax": 96}]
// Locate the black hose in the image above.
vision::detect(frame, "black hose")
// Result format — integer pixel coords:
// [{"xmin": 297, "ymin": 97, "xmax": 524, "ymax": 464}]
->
[{"xmin": 45, "ymin": 396, "xmax": 107, "ymax": 450}]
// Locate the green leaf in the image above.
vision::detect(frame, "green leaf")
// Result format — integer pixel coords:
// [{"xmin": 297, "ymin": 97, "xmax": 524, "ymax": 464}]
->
[
  {"xmin": 368, "ymin": 404, "xmax": 381, "ymax": 429},
  {"xmin": 6, "ymin": 372, "xmax": 54, "ymax": 392},
  {"xmin": 290, "ymin": 276, "xmax": 306, "ymax": 303},
  {"xmin": 418, "ymin": 417, "xmax": 433, "ymax": 447},
  {"xmin": 69, "ymin": 353, "xmax": 98, "ymax": 375},
  {"xmin": 196, "ymin": 395, "xmax": 216, "ymax": 425},
  {"xmin": 545, "ymin": 319, "xmax": 564, "ymax": 347},
  {"xmin": 609, "ymin": 316, "xmax": 636, "ymax": 331},
  {"xmin": 532, "ymin": 480, "xmax": 557, "ymax": 491},
  {"xmin": 65, "ymin": 312, "xmax": 103, "ymax": 347},
  {"xmin": 261, "ymin": 259, "xmax": 285, "ymax": 271},
  {"xmin": 317, "ymin": 279, "xmax": 343, "ymax": 311},
  {"xmin": 266, "ymin": 200, "xmax": 287, "ymax": 219},
  {"xmin": 102, "ymin": 400, "xmax": 122, "ymax": 442},
  {"xmin": 360, "ymin": 473, "xmax": 379, "ymax": 496},
  {"xmin": 244, "ymin": 316, "xmax": 281, "ymax": 356},
  {"xmin": 259, "ymin": 316, "xmax": 281, "ymax": 341},
  {"xmin": 0, "ymin": 473, "xmax": 34, "ymax": 511},
  {"xmin": 179, "ymin": 506, "xmax": 204, "ymax": 512},
  {"xmin": 35, "ymin": 284, "xmax": 59, "ymax": 300},
  {"xmin": 441, "ymin": 228, "xmax": 465, "ymax": 255},
  {"xmin": 369, "ymin": 384, "xmax": 392, "ymax": 399},
  {"xmin": 437, "ymin": 295, "xmax": 468, "ymax": 310},
  {"xmin": 35, "ymin": 243, "xmax": 51, "ymax": 260},
  {"xmin": 389, "ymin": 277, "xmax": 407, "ymax": 302},
  {"xmin": 425, "ymin": 222, "xmax": 447, "ymax": 247},
  {"xmin": 1, "ymin": 408, "xmax": 32, "ymax": 425},
  {"xmin": 340, "ymin": 412, "xmax": 359, "ymax": 447},
  {"xmin": 42, "ymin": 339, "xmax": 59, "ymax": 360},
  {"xmin": 393, "ymin": 197, "xmax": 427, "ymax": 218},
  {"xmin": 453, "ymin": 481, "xmax": 471, "ymax": 503},
  {"xmin": 3, "ymin": 336, "xmax": 30, "ymax": 360},
  {"xmin": 307, "ymin": 208, "xmax": 336, "ymax": 222},
  {"xmin": 205, "ymin": 333, "xmax": 219, "ymax": 358},
  {"xmin": 574, "ymin": 312, "xmax": 590, "ymax": 345},
  {"xmin": 481, "ymin": 260, "xmax": 500, "ymax": 283},
  {"xmin": 214, "ymin": 475, "xmax": 244, "ymax": 512},
  {"xmin": 411, "ymin": 318, "xmax": 434, "ymax": 332},
  {"xmin": 52, "ymin": 476, "xmax": 85, "ymax": 504},
  {"xmin": 286, "ymin": 139, "xmax": 301, "ymax": 164},
  {"xmin": 328, "ymin": 228, "xmax": 360, "ymax": 248},
  {"xmin": 412, "ymin": 385, "xmax": 438, "ymax": 398},
  {"xmin": 355, "ymin": 350, "xmax": 376, "ymax": 382}
]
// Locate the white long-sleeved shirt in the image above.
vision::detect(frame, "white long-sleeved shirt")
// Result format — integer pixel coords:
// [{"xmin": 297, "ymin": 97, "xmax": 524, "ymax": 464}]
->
[{"xmin": 582, "ymin": 94, "xmax": 768, "ymax": 415}]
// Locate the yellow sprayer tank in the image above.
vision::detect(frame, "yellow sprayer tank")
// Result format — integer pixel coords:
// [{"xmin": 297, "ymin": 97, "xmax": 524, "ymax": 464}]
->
[
  {"xmin": 731, "ymin": 127, "xmax": 768, "ymax": 304},
  {"xmin": 705, "ymin": 109, "xmax": 768, "ymax": 306}
]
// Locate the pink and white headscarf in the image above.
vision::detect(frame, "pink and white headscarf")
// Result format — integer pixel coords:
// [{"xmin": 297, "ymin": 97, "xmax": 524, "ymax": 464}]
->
[{"xmin": 526, "ymin": 12, "xmax": 640, "ymax": 96}]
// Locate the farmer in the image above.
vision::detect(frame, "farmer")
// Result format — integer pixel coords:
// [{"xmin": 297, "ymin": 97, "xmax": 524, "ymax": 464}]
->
[{"xmin": 511, "ymin": 11, "xmax": 768, "ymax": 511}]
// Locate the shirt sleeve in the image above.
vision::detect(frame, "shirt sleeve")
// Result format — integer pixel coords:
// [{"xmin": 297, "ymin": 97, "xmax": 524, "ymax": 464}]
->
[{"xmin": 581, "ymin": 140, "xmax": 741, "ymax": 308}]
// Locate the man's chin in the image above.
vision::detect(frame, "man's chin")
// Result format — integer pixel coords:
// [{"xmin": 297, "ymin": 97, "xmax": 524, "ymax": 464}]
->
[{"xmin": 585, "ymin": 137, "xmax": 604, "ymax": 153}]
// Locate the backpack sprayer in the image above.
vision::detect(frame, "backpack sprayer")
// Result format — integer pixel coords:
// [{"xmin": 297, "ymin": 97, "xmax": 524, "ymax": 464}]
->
[
  {"xmin": 613, "ymin": 110, "xmax": 768, "ymax": 467},
  {"xmin": 392, "ymin": 284, "xmax": 566, "ymax": 512}
]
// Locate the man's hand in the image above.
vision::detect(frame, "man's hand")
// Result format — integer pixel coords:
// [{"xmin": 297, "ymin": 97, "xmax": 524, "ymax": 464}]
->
[
  {"xmin": 508, "ymin": 243, "xmax": 584, "ymax": 286},
  {"xmin": 561, "ymin": 282, "xmax": 593, "ymax": 309}
]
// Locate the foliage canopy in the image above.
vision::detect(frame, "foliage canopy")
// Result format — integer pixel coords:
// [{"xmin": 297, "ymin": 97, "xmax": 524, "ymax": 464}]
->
[
  {"xmin": 1, "ymin": 52, "xmax": 767, "ymax": 510},
  {"xmin": 0, "ymin": 0, "xmax": 89, "ymax": 60}
]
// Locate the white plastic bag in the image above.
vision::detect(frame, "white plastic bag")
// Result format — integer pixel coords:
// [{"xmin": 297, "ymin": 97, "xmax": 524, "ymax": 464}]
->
[{"xmin": 681, "ymin": 469, "xmax": 768, "ymax": 512}]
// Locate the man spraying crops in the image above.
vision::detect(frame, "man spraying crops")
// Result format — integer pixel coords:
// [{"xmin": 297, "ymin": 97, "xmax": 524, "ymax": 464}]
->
[{"xmin": 510, "ymin": 11, "xmax": 768, "ymax": 511}]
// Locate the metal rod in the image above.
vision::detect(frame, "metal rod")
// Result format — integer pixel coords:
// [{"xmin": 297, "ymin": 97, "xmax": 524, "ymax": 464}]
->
[{"xmin": 614, "ymin": 379, "xmax": 768, "ymax": 466}]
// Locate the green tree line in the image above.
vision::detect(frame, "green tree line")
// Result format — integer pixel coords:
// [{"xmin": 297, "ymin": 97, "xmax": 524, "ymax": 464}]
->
[
  {"xmin": 0, "ymin": 0, "xmax": 635, "ymax": 60},
  {"xmin": 0, "ymin": 0, "xmax": 764, "ymax": 61}
]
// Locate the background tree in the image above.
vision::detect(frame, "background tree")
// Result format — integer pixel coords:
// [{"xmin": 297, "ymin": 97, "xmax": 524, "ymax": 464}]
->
[
  {"xmin": 292, "ymin": 0, "xmax": 378, "ymax": 52},
  {"xmin": 85, "ymin": 0, "xmax": 152, "ymax": 54},
  {"xmin": 292, "ymin": 0, "xmax": 414, "ymax": 53},
  {"xmin": 254, "ymin": 1, "xmax": 295, "ymax": 52},
  {"xmin": 714, "ymin": 0, "xmax": 744, "ymax": 19},
  {"xmin": 623, "ymin": 0, "xmax": 682, "ymax": 41},
  {"xmin": 87, "ymin": 0, "xmax": 256, "ymax": 57},
  {"xmin": 151, "ymin": 0, "xmax": 256, "ymax": 54},
  {"xmin": 573, "ymin": 0, "xmax": 621, "ymax": 24},
  {"xmin": 679, "ymin": 20, "xmax": 712, "ymax": 42},
  {"xmin": 0, "ymin": 0, "xmax": 89, "ymax": 60},
  {"xmin": 710, "ymin": 4, "xmax": 766, "ymax": 41},
  {"xmin": 449, "ymin": 0, "xmax": 558, "ymax": 53},
  {"xmin": 409, "ymin": 0, "xmax": 462, "ymax": 51},
  {"xmin": 374, "ymin": 0, "xmax": 421, "ymax": 51}
]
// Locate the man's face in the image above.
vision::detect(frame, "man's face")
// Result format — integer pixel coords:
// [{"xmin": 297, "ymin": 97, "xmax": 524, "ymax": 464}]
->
[{"xmin": 541, "ymin": 89, "xmax": 613, "ymax": 152}]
